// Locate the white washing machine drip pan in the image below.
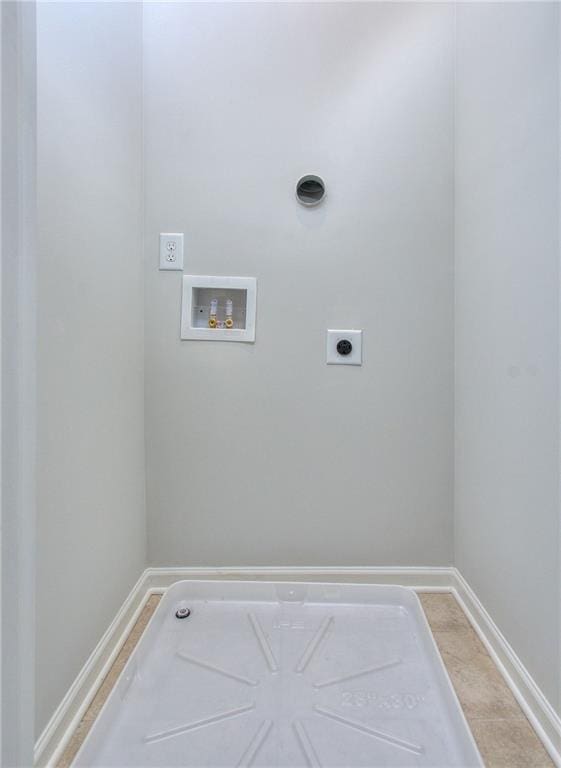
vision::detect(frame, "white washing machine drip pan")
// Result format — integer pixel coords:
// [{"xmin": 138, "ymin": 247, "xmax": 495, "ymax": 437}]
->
[{"xmin": 74, "ymin": 581, "xmax": 483, "ymax": 767}]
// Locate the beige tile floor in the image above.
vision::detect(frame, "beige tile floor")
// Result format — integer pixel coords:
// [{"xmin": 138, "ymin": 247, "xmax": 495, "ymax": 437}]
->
[
  {"xmin": 420, "ymin": 594, "xmax": 553, "ymax": 768},
  {"xmin": 57, "ymin": 592, "xmax": 554, "ymax": 768}
]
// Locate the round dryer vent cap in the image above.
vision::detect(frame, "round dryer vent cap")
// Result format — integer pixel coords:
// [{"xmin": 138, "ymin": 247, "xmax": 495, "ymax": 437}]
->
[{"xmin": 296, "ymin": 175, "xmax": 325, "ymax": 207}]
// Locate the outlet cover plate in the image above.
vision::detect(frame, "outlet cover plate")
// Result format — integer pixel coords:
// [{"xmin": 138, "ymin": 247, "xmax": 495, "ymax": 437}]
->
[
  {"xmin": 327, "ymin": 329, "xmax": 362, "ymax": 365},
  {"xmin": 159, "ymin": 233, "xmax": 184, "ymax": 271}
]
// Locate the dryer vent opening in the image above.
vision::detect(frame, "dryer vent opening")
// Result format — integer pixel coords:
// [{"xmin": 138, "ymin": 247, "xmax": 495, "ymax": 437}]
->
[{"xmin": 296, "ymin": 175, "xmax": 325, "ymax": 206}]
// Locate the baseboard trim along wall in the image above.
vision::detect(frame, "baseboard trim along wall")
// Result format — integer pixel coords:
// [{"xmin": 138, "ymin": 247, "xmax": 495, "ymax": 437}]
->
[
  {"xmin": 34, "ymin": 566, "xmax": 561, "ymax": 767},
  {"xmin": 33, "ymin": 570, "xmax": 151, "ymax": 768},
  {"xmin": 452, "ymin": 569, "xmax": 561, "ymax": 767}
]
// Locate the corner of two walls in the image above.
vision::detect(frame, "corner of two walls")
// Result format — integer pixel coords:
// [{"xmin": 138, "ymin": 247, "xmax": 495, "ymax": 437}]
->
[
  {"xmin": 35, "ymin": 2, "xmax": 146, "ymax": 737},
  {"xmin": 453, "ymin": 2, "xmax": 561, "ymax": 714}
]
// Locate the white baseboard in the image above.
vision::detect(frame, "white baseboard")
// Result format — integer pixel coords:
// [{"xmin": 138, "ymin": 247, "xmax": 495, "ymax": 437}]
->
[
  {"xmin": 450, "ymin": 568, "xmax": 561, "ymax": 767},
  {"xmin": 34, "ymin": 570, "xmax": 154, "ymax": 768},
  {"xmin": 143, "ymin": 565, "xmax": 454, "ymax": 592},
  {"xmin": 34, "ymin": 565, "xmax": 561, "ymax": 768}
]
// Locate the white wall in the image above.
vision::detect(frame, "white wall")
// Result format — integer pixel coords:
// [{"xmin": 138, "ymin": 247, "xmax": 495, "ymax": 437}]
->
[
  {"xmin": 455, "ymin": 3, "xmax": 560, "ymax": 710},
  {"xmin": 143, "ymin": 2, "xmax": 455, "ymax": 567},
  {"xmin": 35, "ymin": 2, "xmax": 145, "ymax": 736},
  {"xmin": 1, "ymin": 2, "xmax": 37, "ymax": 763},
  {"xmin": 31, "ymin": 0, "xmax": 561, "ymax": 739}
]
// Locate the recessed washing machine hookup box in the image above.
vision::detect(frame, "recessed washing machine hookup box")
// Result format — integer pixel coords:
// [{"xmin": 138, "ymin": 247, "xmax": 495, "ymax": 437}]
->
[{"xmin": 181, "ymin": 275, "xmax": 257, "ymax": 342}]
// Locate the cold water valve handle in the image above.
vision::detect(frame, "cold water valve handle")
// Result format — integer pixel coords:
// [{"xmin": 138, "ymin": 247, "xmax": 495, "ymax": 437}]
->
[{"xmin": 225, "ymin": 298, "xmax": 233, "ymax": 329}]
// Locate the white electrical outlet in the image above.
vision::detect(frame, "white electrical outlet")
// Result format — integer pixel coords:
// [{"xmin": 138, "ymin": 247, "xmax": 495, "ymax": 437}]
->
[
  {"xmin": 326, "ymin": 329, "xmax": 363, "ymax": 365},
  {"xmin": 159, "ymin": 233, "xmax": 184, "ymax": 271}
]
